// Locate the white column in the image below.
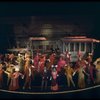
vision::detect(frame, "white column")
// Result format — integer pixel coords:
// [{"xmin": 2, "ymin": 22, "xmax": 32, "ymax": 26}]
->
[
  {"xmin": 74, "ymin": 42, "xmax": 75, "ymax": 52},
  {"xmin": 85, "ymin": 42, "xmax": 86, "ymax": 52},
  {"xmin": 91, "ymin": 42, "xmax": 93, "ymax": 53},
  {"xmin": 64, "ymin": 42, "xmax": 66, "ymax": 52},
  {"xmin": 69, "ymin": 42, "xmax": 70, "ymax": 52},
  {"xmin": 66, "ymin": 43, "xmax": 68, "ymax": 51},
  {"xmin": 63, "ymin": 42, "xmax": 64, "ymax": 53},
  {"xmin": 79, "ymin": 42, "xmax": 81, "ymax": 51}
]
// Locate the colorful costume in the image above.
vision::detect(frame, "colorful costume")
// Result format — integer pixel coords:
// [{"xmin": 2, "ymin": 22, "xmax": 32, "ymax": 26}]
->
[
  {"xmin": 49, "ymin": 53, "xmax": 56, "ymax": 66},
  {"xmin": 4, "ymin": 64, "xmax": 15, "ymax": 85},
  {"xmin": 17, "ymin": 54, "xmax": 24, "ymax": 73},
  {"xmin": 39, "ymin": 55, "xmax": 46, "ymax": 73},
  {"xmin": 57, "ymin": 57, "xmax": 66, "ymax": 72},
  {"xmin": 65, "ymin": 51, "xmax": 71, "ymax": 63},
  {"xmin": 85, "ymin": 63, "xmax": 95, "ymax": 85},
  {"xmin": 94, "ymin": 58, "xmax": 100, "ymax": 84},
  {"xmin": 64, "ymin": 64, "xmax": 75, "ymax": 87},
  {"xmin": 9, "ymin": 68, "xmax": 23, "ymax": 91},
  {"xmin": 34, "ymin": 54, "xmax": 39, "ymax": 71},
  {"xmin": 51, "ymin": 66, "xmax": 59, "ymax": 91},
  {"xmin": 23, "ymin": 66, "xmax": 34, "ymax": 89},
  {"xmin": 24, "ymin": 55, "xmax": 31, "ymax": 73},
  {"xmin": 77, "ymin": 67, "xmax": 86, "ymax": 88}
]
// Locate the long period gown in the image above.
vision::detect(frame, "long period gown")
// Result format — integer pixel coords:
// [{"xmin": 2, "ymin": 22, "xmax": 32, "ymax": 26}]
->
[
  {"xmin": 9, "ymin": 72, "xmax": 23, "ymax": 91},
  {"xmin": 77, "ymin": 67, "xmax": 86, "ymax": 88},
  {"xmin": 64, "ymin": 66, "xmax": 75, "ymax": 87},
  {"xmin": 94, "ymin": 58, "xmax": 100, "ymax": 84},
  {"xmin": 95, "ymin": 63, "xmax": 100, "ymax": 84}
]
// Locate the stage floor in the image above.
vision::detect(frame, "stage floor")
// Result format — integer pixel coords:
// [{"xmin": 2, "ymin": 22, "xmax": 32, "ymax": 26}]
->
[{"xmin": 0, "ymin": 85, "xmax": 100, "ymax": 98}]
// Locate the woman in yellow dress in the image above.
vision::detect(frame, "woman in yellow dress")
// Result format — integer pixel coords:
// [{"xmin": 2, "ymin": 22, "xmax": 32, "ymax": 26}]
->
[
  {"xmin": 64, "ymin": 63, "xmax": 75, "ymax": 88},
  {"xmin": 93, "ymin": 58, "xmax": 100, "ymax": 84}
]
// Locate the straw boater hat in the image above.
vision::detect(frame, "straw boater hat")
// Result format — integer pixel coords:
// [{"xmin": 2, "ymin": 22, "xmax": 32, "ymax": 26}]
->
[
  {"xmin": 15, "ymin": 67, "xmax": 19, "ymax": 72},
  {"xmin": 88, "ymin": 53, "xmax": 92, "ymax": 56},
  {"xmin": 18, "ymin": 53, "xmax": 21, "ymax": 56},
  {"xmin": 18, "ymin": 53, "xmax": 23, "ymax": 57}
]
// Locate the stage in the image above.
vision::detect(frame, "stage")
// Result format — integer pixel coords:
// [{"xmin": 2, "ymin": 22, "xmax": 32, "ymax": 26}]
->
[{"xmin": 0, "ymin": 85, "xmax": 100, "ymax": 98}]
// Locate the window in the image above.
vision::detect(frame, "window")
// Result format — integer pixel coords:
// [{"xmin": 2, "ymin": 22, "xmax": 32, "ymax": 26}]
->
[
  {"xmin": 75, "ymin": 43, "xmax": 79, "ymax": 51},
  {"xmin": 65, "ymin": 43, "xmax": 69, "ymax": 51},
  {"xmin": 70, "ymin": 43, "xmax": 74, "ymax": 52},
  {"xmin": 86, "ymin": 43, "xmax": 92, "ymax": 52},
  {"xmin": 32, "ymin": 45, "xmax": 35, "ymax": 49},
  {"xmin": 50, "ymin": 45, "xmax": 53, "ymax": 48},
  {"xmin": 46, "ymin": 45, "xmax": 50, "ymax": 50},
  {"xmin": 81, "ymin": 43, "xmax": 85, "ymax": 51},
  {"xmin": 39, "ymin": 45, "xmax": 43, "ymax": 49}
]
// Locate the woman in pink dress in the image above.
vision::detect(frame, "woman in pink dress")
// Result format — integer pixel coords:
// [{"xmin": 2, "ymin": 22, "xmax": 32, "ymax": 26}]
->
[
  {"xmin": 9, "ymin": 68, "xmax": 23, "ymax": 91},
  {"xmin": 57, "ymin": 56, "xmax": 66, "ymax": 72}
]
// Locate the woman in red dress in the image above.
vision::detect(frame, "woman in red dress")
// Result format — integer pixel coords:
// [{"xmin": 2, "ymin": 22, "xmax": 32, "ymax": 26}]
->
[
  {"xmin": 50, "ymin": 65, "xmax": 59, "ymax": 91},
  {"xmin": 9, "ymin": 67, "xmax": 23, "ymax": 91}
]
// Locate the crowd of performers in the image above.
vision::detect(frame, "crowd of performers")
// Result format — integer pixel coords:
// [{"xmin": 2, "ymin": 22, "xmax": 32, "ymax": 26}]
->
[{"xmin": 0, "ymin": 49, "xmax": 100, "ymax": 92}]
